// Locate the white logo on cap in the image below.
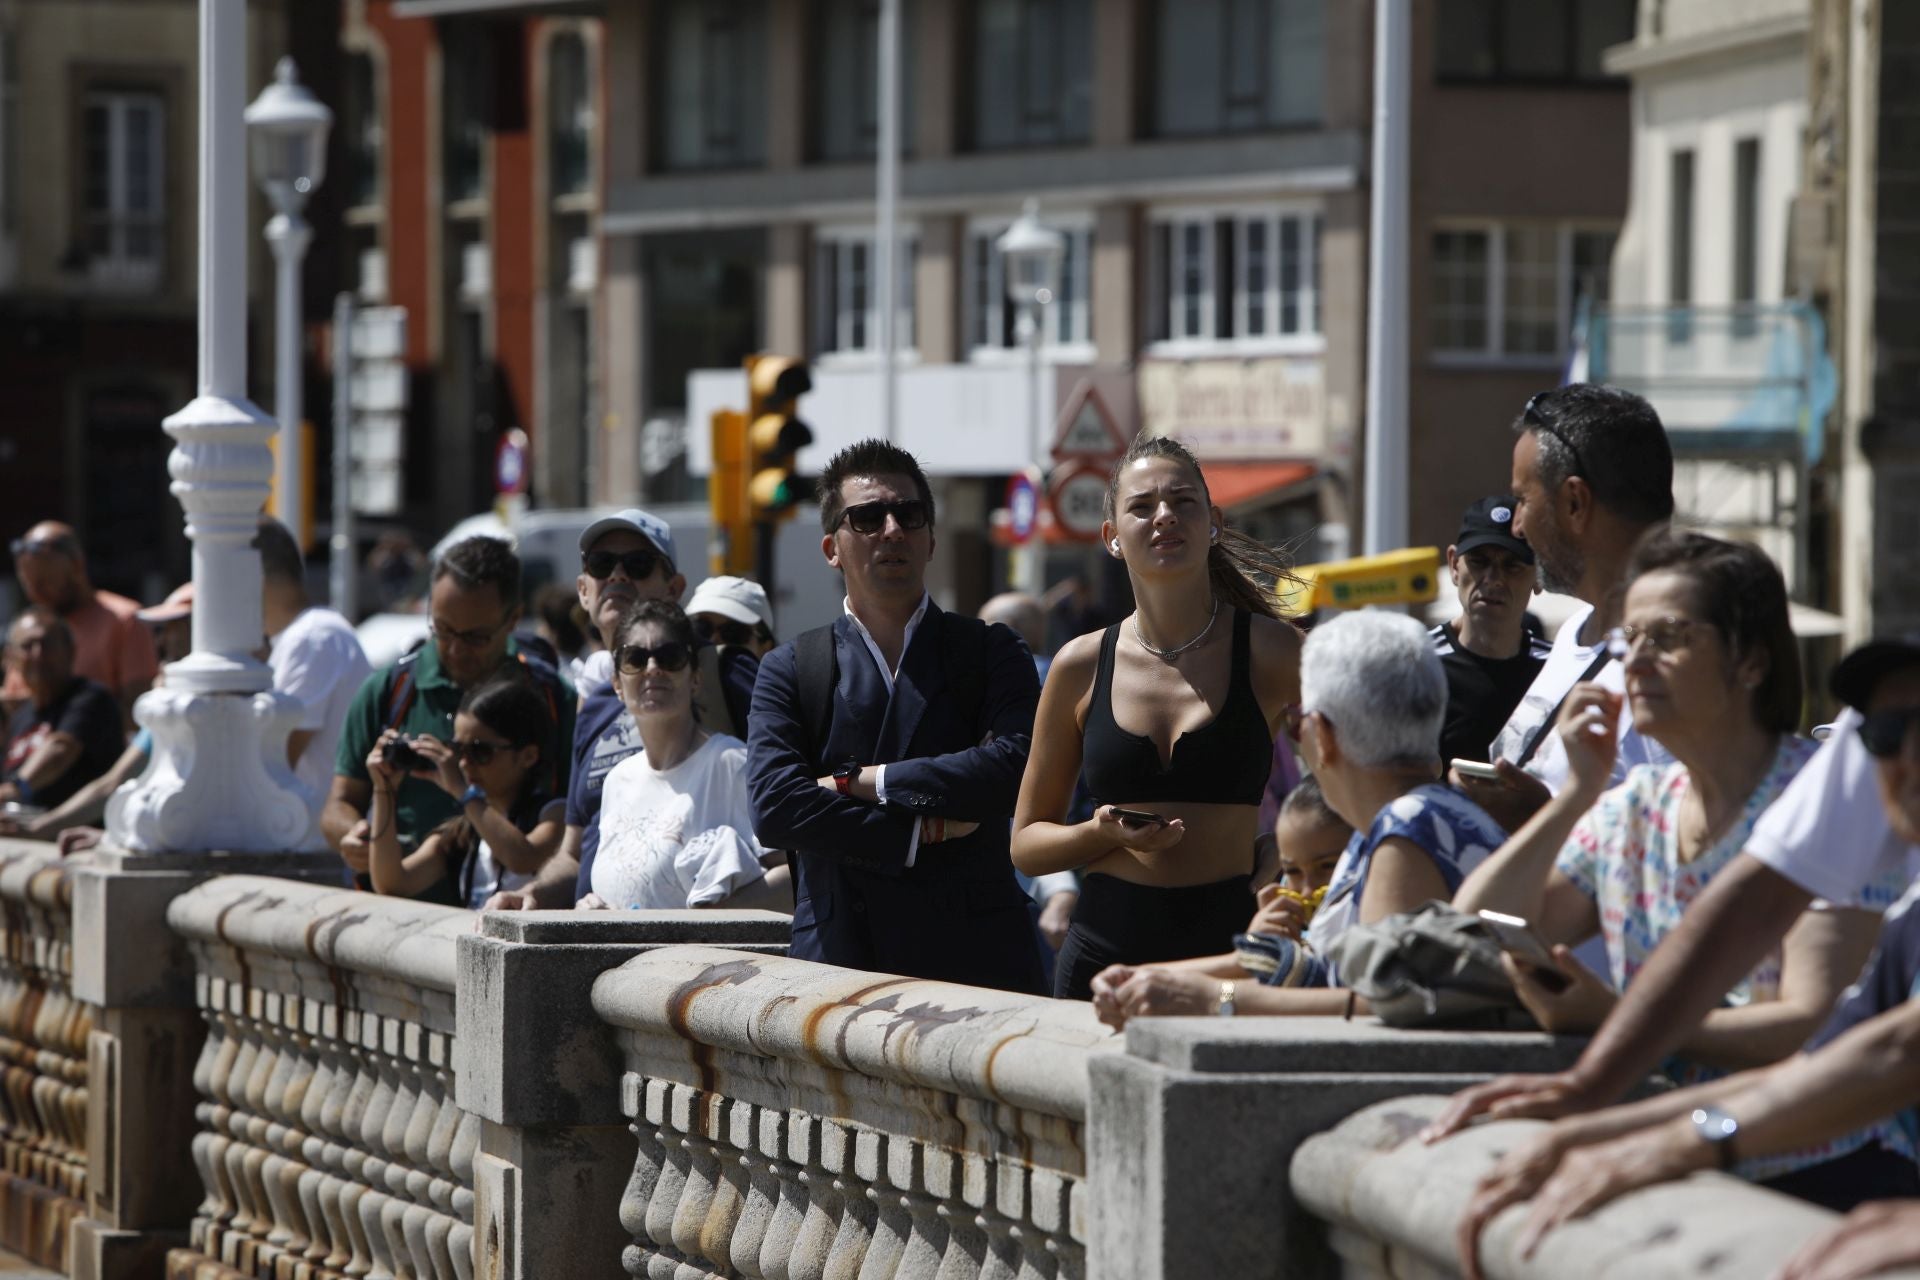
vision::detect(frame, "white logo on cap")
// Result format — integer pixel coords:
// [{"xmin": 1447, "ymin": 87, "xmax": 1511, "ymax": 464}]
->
[{"xmin": 1491, "ymin": 506, "xmax": 1513, "ymax": 525}]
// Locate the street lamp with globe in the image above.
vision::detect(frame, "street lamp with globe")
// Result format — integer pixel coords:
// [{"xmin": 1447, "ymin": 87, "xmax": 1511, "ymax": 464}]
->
[
  {"xmin": 245, "ymin": 57, "xmax": 332, "ymax": 549},
  {"xmin": 996, "ymin": 200, "xmax": 1065, "ymax": 594}
]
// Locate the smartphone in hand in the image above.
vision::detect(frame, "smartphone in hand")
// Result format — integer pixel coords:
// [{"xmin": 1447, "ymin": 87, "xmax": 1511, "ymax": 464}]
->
[
  {"xmin": 1450, "ymin": 758, "xmax": 1501, "ymax": 781},
  {"xmin": 1477, "ymin": 909, "xmax": 1573, "ymax": 993},
  {"xmin": 1108, "ymin": 807, "xmax": 1169, "ymax": 828}
]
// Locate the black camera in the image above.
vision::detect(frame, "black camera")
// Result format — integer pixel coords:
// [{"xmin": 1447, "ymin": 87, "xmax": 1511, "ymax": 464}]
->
[{"xmin": 381, "ymin": 736, "xmax": 427, "ymax": 773}]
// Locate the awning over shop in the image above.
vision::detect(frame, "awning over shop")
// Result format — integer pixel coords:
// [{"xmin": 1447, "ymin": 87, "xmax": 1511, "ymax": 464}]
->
[{"xmin": 1201, "ymin": 462, "xmax": 1317, "ymax": 511}]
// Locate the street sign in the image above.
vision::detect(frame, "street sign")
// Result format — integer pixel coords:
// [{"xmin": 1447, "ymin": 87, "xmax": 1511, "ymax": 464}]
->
[
  {"xmin": 495, "ymin": 427, "xmax": 529, "ymax": 495},
  {"xmin": 341, "ymin": 305, "xmax": 409, "ymax": 517},
  {"xmin": 349, "ymin": 306, "xmax": 408, "ymax": 359},
  {"xmin": 1050, "ymin": 380, "xmax": 1128, "ymax": 464},
  {"xmin": 1048, "ymin": 465, "xmax": 1110, "ymax": 541},
  {"xmin": 1005, "ymin": 471, "xmax": 1040, "ymax": 544}
]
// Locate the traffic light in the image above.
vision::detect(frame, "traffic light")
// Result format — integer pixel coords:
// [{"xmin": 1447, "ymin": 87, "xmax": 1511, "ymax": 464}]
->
[
  {"xmin": 708, "ymin": 408, "xmax": 752, "ymax": 576},
  {"xmin": 744, "ymin": 354, "xmax": 814, "ymax": 521}
]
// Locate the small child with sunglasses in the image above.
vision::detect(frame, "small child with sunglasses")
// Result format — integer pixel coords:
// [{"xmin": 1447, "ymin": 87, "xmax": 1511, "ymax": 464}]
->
[{"xmin": 365, "ymin": 676, "xmax": 567, "ymax": 907}]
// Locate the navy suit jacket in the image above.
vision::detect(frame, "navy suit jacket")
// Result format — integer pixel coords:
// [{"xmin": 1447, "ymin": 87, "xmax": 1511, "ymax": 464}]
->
[{"xmin": 747, "ymin": 602, "xmax": 1046, "ymax": 993}]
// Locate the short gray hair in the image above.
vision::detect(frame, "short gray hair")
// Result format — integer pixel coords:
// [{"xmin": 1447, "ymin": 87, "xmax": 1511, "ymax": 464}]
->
[{"xmin": 1301, "ymin": 610, "xmax": 1446, "ymax": 768}]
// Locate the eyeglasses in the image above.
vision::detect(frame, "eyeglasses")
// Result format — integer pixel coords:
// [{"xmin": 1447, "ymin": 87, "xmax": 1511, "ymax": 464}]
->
[
  {"xmin": 694, "ymin": 617, "xmax": 760, "ymax": 648},
  {"xmin": 583, "ymin": 547, "xmax": 665, "ymax": 581},
  {"xmin": 838, "ymin": 500, "xmax": 930, "ymax": 535},
  {"xmin": 1858, "ymin": 708, "xmax": 1920, "ymax": 760},
  {"xmin": 9, "ymin": 537, "xmax": 74, "ymax": 560},
  {"xmin": 429, "ymin": 614, "xmax": 513, "ymax": 649},
  {"xmin": 1606, "ymin": 617, "xmax": 1709, "ymax": 661},
  {"xmin": 452, "ymin": 738, "xmax": 520, "ymax": 766},
  {"xmin": 1523, "ymin": 391, "xmax": 1592, "ymax": 486},
  {"xmin": 614, "ymin": 641, "xmax": 693, "ymax": 675}
]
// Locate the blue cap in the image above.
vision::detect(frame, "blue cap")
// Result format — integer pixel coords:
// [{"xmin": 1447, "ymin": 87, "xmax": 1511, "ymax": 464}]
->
[{"xmin": 578, "ymin": 508, "xmax": 677, "ymax": 570}]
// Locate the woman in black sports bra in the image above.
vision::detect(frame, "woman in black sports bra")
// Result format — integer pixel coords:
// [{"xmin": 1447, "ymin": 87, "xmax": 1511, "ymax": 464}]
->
[{"xmin": 1013, "ymin": 434, "xmax": 1301, "ymax": 1000}]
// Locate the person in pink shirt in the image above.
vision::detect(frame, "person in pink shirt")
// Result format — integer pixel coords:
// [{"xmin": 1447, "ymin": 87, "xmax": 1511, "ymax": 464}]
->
[{"xmin": 8, "ymin": 522, "xmax": 157, "ymax": 727}]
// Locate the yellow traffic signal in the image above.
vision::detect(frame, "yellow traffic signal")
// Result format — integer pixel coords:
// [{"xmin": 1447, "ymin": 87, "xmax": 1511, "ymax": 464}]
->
[
  {"xmin": 1274, "ymin": 546, "xmax": 1442, "ymax": 616},
  {"xmin": 744, "ymin": 354, "xmax": 813, "ymax": 521},
  {"xmin": 709, "ymin": 408, "xmax": 752, "ymax": 576}
]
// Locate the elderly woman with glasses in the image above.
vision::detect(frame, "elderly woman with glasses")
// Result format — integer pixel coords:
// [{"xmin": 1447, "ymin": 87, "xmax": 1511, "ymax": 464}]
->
[
  {"xmin": 1090, "ymin": 607, "xmax": 1507, "ymax": 1026},
  {"xmin": 582, "ymin": 600, "xmax": 790, "ymax": 911},
  {"xmin": 1448, "ymin": 529, "xmax": 1901, "ymax": 1216}
]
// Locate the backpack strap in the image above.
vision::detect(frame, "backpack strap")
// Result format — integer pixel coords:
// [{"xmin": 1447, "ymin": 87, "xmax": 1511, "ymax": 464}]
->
[
  {"xmin": 1513, "ymin": 648, "xmax": 1612, "ymax": 770},
  {"xmin": 794, "ymin": 624, "xmax": 838, "ymax": 767},
  {"xmin": 381, "ymin": 650, "xmax": 422, "ymax": 731}
]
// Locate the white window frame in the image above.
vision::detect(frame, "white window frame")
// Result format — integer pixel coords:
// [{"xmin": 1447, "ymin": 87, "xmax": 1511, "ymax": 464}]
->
[
  {"xmin": 1147, "ymin": 201, "xmax": 1326, "ymax": 358},
  {"xmin": 961, "ymin": 211, "xmax": 1096, "ymax": 364},
  {"xmin": 1429, "ymin": 218, "xmax": 1618, "ymax": 367},
  {"xmin": 813, "ymin": 222, "xmax": 920, "ymax": 365},
  {"xmin": 83, "ymin": 88, "xmax": 166, "ymax": 293}
]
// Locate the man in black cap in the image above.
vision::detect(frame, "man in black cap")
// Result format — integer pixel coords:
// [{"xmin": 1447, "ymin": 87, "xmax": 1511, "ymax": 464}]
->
[{"xmin": 1428, "ymin": 496, "xmax": 1550, "ymax": 766}]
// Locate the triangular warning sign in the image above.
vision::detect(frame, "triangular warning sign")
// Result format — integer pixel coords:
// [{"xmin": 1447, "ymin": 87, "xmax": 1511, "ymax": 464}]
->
[{"xmin": 1050, "ymin": 381, "xmax": 1128, "ymax": 463}]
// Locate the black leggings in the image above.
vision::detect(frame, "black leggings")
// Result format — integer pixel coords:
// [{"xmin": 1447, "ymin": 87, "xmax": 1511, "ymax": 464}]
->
[
  {"xmin": 1053, "ymin": 872, "xmax": 1254, "ymax": 1000},
  {"xmin": 1759, "ymin": 1142, "xmax": 1920, "ymax": 1214}
]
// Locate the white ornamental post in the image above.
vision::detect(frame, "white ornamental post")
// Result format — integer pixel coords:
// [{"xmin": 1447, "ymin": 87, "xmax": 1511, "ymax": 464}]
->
[{"xmin": 106, "ymin": 0, "xmax": 314, "ymax": 854}]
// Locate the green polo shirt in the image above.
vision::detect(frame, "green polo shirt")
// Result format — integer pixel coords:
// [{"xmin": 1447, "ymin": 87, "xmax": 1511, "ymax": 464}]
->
[{"xmin": 334, "ymin": 639, "xmax": 577, "ymax": 849}]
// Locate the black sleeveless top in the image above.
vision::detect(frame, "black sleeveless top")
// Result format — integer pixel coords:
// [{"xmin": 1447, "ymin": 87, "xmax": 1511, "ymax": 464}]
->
[{"xmin": 1081, "ymin": 609, "xmax": 1273, "ymax": 806}]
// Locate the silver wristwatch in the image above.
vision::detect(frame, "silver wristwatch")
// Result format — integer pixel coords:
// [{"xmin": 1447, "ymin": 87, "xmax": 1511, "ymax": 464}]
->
[
  {"xmin": 1690, "ymin": 1105, "xmax": 1739, "ymax": 1169},
  {"xmin": 1215, "ymin": 980, "xmax": 1237, "ymax": 1017}
]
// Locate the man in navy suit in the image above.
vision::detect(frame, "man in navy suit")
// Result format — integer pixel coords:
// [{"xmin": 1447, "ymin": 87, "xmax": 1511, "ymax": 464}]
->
[{"xmin": 748, "ymin": 440, "xmax": 1046, "ymax": 993}]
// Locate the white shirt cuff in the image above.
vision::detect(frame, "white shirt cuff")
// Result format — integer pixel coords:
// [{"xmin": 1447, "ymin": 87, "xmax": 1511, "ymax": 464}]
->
[{"xmin": 874, "ymin": 764, "xmax": 888, "ymax": 804}]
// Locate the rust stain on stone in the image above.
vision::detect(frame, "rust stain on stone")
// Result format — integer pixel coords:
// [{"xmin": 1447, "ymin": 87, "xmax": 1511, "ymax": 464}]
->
[
  {"xmin": 797, "ymin": 978, "xmax": 914, "ymax": 1067},
  {"xmin": 302, "ymin": 908, "xmax": 371, "ymax": 1014},
  {"xmin": 1368, "ymin": 1110, "xmax": 1430, "ymax": 1152},
  {"xmin": 980, "ymin": 1025, "xmax": 1036, "ymax": 1105},
  {"xmin": 211, "ymin": 890, "xmax": 266, "ymax": 993},
  {"xmin": 667, "ymin": 958, "xmax": 763, "ymax": 1117}
]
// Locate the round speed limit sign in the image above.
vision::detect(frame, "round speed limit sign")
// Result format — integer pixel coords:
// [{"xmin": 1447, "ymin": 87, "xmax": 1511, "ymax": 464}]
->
[{"xmin": 1048, "ymin": 465, "xmax": 1110, "ymax": 541}]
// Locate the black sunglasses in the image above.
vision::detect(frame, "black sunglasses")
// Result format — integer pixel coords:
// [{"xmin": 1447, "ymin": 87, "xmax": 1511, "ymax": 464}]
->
[
  {"xmin": 452, "ymin": 738, "xmax": 521, "ymax": 766},
  {"xmin": 584, "ymin": 547, "xmax": 665, "ymax": 581},
  {"xmin": 1858, "ymin": 708, "xmax": 1920, "ymax": 760},
  {"xmin": 9, "ymin": 537, "xmax": 74, "ymax": 560},
  {"xmin": 839, "ymin": 499, "xmax": 930, "ymax": 535},
  {"xmin": 1523, "ymin": 391, "xmax": 1592, "ymax": 484},
  {"xmin": 695, "ymin": 617, "xmax": 760, "ymax": 648},
  {"xmin": 614, "ymin": 641, "xmax": 693, "ymax": 675}
]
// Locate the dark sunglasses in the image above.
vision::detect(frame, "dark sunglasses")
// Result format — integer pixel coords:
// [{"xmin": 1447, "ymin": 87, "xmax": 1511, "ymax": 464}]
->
[
  {"xmin": 1523, "ymin": 390, "xmax": 1592, "ymax": 484},
  {"xmin": 614, "ymin": 641, "xmax": 693, "ymax": 675},
  {"xmin": 452, "ymin": 738, "xmax": 521, "ymax": 766},
  {"xmin": 584, "ymin": 547, "xmax": 665, "ymax": 581},
  {"xmin": 9, "ymin": 537, "xmax": 74, "ymax": 559},
  {"xmin": 1858, "ymin": 708, "xmax": 1920, "ymax": 760},
  {"xmin": 695, "ymin": 617, "xmax": 760, "ymax": 648},
  {"xmin": 839, "ymin": 499, "xmax": 929, "ymax": 535}
]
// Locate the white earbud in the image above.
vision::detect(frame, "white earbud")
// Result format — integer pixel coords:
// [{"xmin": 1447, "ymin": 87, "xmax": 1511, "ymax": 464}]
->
[
  {"xmin": 1110, "ymin": 539, "xmax": 1121, "ymax": 554},
  {"xmin": 1211, "ymin": 527, "xmax": 1219, "ymax": 539}
]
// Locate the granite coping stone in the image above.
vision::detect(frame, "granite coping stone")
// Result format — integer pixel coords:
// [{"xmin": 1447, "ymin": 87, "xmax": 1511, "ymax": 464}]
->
[
  {"xmin": 1123, "ymin": 1015, "xmax": 1588, "ymax": 1075},
  {"xmin": 477, "ymin": 908, "xmax": 791, "ymax": 945}
]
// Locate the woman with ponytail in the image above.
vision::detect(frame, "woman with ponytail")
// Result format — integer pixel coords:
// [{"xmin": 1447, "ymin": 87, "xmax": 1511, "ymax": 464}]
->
[{"xmin": 1013, "ymin": 434, "xmax": 1303, "ymax": 999}]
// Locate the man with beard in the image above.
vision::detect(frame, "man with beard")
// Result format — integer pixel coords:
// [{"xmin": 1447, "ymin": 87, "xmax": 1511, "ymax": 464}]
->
[
  {"xmin": 1453, "ymin": 385, "xmax": 1676, "ymax": 833},
  {"xmin": 7, "ymin": 522, "xmax": 157, "ymax": 727},
  {"xmin": 1429, "ymin": 496, "xmax": 1550, "ymax": 765}
]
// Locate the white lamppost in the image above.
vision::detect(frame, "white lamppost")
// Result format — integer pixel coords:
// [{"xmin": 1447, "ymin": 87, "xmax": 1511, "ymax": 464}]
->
[
  {"xmin": 108, "ymin": 2, "xmax": 313, "ymax": 854},
  {"xmin": 998, "ymin": 201, "xmax": 1065, "ymax": 594},
  {"xmin": 246, "ymin": 57, "xmax": 332, "ymax": 549}
]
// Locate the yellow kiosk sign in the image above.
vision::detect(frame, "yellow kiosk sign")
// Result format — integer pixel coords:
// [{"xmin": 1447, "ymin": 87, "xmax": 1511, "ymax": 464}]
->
[{"xmin": 1275, "ymin": 547, "xmax": 1442, "ymax": 616}]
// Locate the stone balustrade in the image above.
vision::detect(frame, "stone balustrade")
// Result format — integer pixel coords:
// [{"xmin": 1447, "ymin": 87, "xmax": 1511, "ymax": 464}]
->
[
  {"xmin": 0, "ymin": 841, "xmax": 89, "ymax": 1271},
  {"xmin": 590, "ymin": 946, "xmax": 1119, "ymax": 1280},
  {"xmin": 162, "ymin": 876, "xmax": 479, "ymax": 1280},
  {"xmin": 1292, "ymin": 1094, "xmax": 1920, "ymax": 1280}
]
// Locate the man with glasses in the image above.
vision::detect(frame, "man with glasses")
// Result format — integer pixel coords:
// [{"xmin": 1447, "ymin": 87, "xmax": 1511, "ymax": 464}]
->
[
  {"xmin": 0, "ymin": 608, "xmax": 125, "ymax": 817},
  {"xmin": 323, "ymin": 536, "xmax": 575, "ymax": 888},
  {"xmin": 1455, "ymin": 385, "xmax": 1677, "ymax": 834},
  {"xmin": 746, "ymin": 439, "xmax": 1046, "ymax": 993},
  {"xmin": 6, "ymin": 521, "xmax": 158, "ymax": 728}
]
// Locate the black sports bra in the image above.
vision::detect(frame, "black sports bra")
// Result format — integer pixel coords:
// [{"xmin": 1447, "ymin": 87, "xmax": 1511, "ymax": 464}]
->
[{"xmin": 1081, "ymin": 609, "xmax": 1273, "ymax": 807}]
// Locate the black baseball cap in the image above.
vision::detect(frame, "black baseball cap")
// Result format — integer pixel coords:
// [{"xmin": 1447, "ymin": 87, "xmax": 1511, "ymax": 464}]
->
[
  {"xmin": 1454, "ymin": 496, "xmax": 1533, "ymax": 563},
  {"xmin": 1830, "ymin": 633, "xmax": 1920, "ymax": 712}
]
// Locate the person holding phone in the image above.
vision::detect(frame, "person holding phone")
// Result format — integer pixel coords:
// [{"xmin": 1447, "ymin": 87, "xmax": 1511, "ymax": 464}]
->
[
  {"xmin": 1012, "ymin": 434, "xmax": 1302, "ymax": 1000},
  {"xmin": 1450, "ymin": 530, "xmax": 1897, "ymax": 1203}
]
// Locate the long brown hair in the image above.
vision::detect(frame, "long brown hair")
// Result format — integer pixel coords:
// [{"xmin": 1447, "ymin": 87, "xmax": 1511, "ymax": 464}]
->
[{"xmin": 1103, "ymin": 434, "xmax": 1298, "ymax": 620}]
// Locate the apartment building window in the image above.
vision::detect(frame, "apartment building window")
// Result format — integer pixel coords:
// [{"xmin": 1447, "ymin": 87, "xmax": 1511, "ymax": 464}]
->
[
  {"xmin": 970, "ymin": 0, "xmax": 1092, "ymax": 150},
  {"xmin": 1430, "ymin": 222, "xmax": 1616, "ymax": 361},
  {"xmin": 444, "ymin": 26, "xmax": 490, "ymax": 205},
  {"xmin": 1435, "ymin": 0, "xmax": 1635, "ymax": 84},
  {"xmin": 963, "ymin": 216, "xmax": 1093, "ymax": 355},
  {"xmin": 1669, "ymin": 147, "xmax": 1695, "ymax": 342},
  {"xmin": 1152, "ymin": 0, "xmax": 1324, "ymax": 138},
  {"xmin": 654, "ymin": 0, "xmax": 768, "ymax": 172},
  {"xmin": 82, "ymin": 89, "xmax": 166, "ymax": 291},
  {"xmin": 814, "ymin": 227, "xmax": 916, "ymax": 357},
  {"xmin": 549, "ymin": 32, "xmax": 593, "ymax": 197},
  {"xmin": 1148, "ymin": 208, "xmax": 1322, "ymax": 350},
  {"xmin": 1733, "ymin": 137, "xmax": 1760, "ymax": 337},
  {"xmin": 813, "ymin": 0, "xmax": 918, "ymax": 162},
  {"xmin": 343, "ymin": 53, "xmax": 382, "ymax": 210}
]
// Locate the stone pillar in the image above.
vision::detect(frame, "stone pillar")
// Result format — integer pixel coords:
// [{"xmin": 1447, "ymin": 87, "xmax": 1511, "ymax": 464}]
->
[
  {"xmin": 65, "ymin": 849, "xmax": 339, "ymax": 1280},
  {"xmin": 766, "ymin": 222, "xmax": 809, "ymax": 356},
  {"xmin": 1086, "ymin": 1017, "xmax": 1586, "ymax": 1280},
  {"xmin": 456, "ymin": 911, "xmax": 790, "ymax": 1277},
  {"xmin": 1093, "ymin": 0, "xmax": 1143, "ymax": 147},
  {"xmin": 915, "ymin": 214, "xmax": 960, "ymax": 365},
  {"xmin": 1094, "ymin": 203, "xmax": 1139, "ymax": 365},
  {"xmin": 108, "ymin": 0, "xmax": 313, "ymax": 855}
]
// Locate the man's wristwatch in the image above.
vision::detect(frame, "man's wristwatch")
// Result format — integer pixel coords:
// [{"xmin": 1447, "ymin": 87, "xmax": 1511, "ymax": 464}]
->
[
  {"xmin": 459, "ymin": 783, "xmax": 487, "ymax": 810},
  {"xmin": 833, "ymin": 764, "xmax": 858, "ymax": 797},
  {"xmin": 1215, "ymin": 980, "xmax": 1238, "ymax": 1017},
  {"xmin": 1690, "ymin": 1105, "xmax": 1740, "ymax": 1169}
]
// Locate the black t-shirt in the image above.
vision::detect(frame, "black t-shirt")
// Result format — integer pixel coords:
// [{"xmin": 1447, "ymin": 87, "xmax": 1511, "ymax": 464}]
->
[
  {"xmin": 1429, "ymin": 621, "xmax": 1550, "ymax": 767},
  {"xmin": 3, "ymin": 677, "xmax": 125, "ymax": 809}
]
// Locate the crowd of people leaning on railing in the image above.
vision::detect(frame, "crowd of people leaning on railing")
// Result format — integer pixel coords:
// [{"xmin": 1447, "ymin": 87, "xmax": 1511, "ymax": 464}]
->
[{"xmin": 2, "ymin": 383, "xmax": 1919, "ymax": 1277}]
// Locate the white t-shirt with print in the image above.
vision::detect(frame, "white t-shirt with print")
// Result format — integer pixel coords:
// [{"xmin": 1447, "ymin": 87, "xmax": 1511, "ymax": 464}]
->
[
  {"xmin": 592, "ymin": 733, "xmax": 767, "ymax": 909},
  {"xmin": 269, "ymin": 607, "xmax": 373, "ymax": 835},
  {"xmin": 1489, "ymin": 602, "xmax": 1675, "ymax": 793}
]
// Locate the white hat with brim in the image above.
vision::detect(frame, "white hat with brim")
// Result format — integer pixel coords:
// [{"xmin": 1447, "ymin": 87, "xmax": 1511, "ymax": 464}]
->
[{"xmin": 686, "ymin": 576, "xmax": 774, "ymax": 631}]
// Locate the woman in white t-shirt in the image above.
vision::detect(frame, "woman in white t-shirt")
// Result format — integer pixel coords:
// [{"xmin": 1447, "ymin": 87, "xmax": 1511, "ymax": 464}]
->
[{"xmin": 585, "ymin": 600, "xmax": 791, "ymax": 911}]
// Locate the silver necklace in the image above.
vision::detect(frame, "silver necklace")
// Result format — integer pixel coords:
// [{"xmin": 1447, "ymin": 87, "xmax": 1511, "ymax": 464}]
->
[{"xmin": 1133, "ymin": 598, "xmax": 1219, "ymax": 661}]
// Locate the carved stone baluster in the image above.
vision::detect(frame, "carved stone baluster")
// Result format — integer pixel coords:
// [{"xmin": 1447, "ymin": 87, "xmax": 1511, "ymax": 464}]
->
[
  {"xmin": 822, "ymin": 1174, "xmax": 876, "ymax": 1280},
  {"xmin": 895, "ymin": 1185, "xmax": 950, "ymax": 1280},
  {"xmin": 729, "ymin": 1103, "xmax": 778, "ymax": 1280},
  {"xmin": 852, "ymin": 1130, "xmax": 912, "ymax": 1280},
  {"xmin": 674, "ymin": 1093, "xmax": 735, "ymax": 1272},
  {"xmin": 448, "ymin": 1104, "xmax": 481, "ymax": 1222},
  {"xmin": 931, "ymin": 1202, "xmax": 990, "ymax": 1280},
  {"xmin": 423, "ymin": 1068, "xmax": 463, "ymax": 1215},
  {"xmin": 621, "ymin": 1115, "xmax": 666, "ymax": 1278},
  {"xmin": 787, "ymin": 1115, "xmax": 848, "ymax": 1280},
  {"xmin": 376, "ymin": 1059, "xmax": 421, "ymax": 1274},
  {"xmin": 335, "ymin": 1047, "xmax": 381, "ymax": 1279},
  {"xmin": 219, "ymin": 1015, "xmax": 262, "ymax": 1240},
  {"xmin": 975, "ymin": 1204, "xmax": 1022, "ymax": 1280},
  {"xmin": 757, "ymin": 1113, "xmax": 808, "ymax": 1280},
  {"xmin": 644, "ymin": 1119, "xmax": 692, "ymax": 1280}
]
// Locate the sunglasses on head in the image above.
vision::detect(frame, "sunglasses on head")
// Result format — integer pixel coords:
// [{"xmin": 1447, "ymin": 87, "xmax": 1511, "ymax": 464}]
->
[
  {"xmin": 838, "ymin": 499, "xmax": 929, "ymax": 535},
  {"xmin": 452, "ymin": 738, "xmax": 520, "ymax": 766},
  {"xmin": 1522, "ymin": 390, "xmax": 1593, "ymax": 483},
  {"xmin": 584, "ymin": 547, "xmax": 665, "ymax": 581},
  {"xmin": 9, "ymin": 537, "xmax": 73, "ymax": 560},
  {"xmin": 1858, "ymin": 708, "xmax": 1920, "ymax": 760},
  {"xmin": 695, "ymin": 617, "xmax": 760, "ymax": 648},
  {"xmin": 614, "ymin": 641, "xmax": 693, "ymax": 675}
]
